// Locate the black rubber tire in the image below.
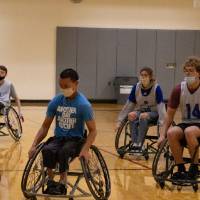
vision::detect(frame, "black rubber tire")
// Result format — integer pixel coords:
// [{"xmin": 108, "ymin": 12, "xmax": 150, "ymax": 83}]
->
[
  {"xmin": 159, "ymin": 180, "xmax": 165, "ymax": 189},
  {"xmin": 5, "ymin": 106, "xmax": 22, "ymax": 141},
  {"xmin": 81, "ymin": 145, "xmax": 111, "ymax": 200},
  {"xmin": 152, "ymin": 139, "xmax": 174, "ymax": 184},
  {"xmin": 144, "ymin": 152, "xmax": 149, "ymax": 161},
  {"xmin": 21, "ymin": 143, "xmax": 45, "ymax": 199},
  {"xmin": 193, "ymin": 184, "xmax": 198, "ymax": 192},
  {"xmin": 115, "ymin": 118, "xmax": 131, "ymax": 156},
  {"xmin": 30, "ymin": 196, "xmax": 37, "ymax": 200}
]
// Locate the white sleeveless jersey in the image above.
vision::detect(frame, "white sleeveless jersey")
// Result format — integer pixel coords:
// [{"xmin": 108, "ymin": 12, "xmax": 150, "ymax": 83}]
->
[
  {"xmin": 180, "ymin": 81, "xmax": 200, "ymax": 123},
  {"xmin": 134, "ymin": 82, "xmax": 158, "ymax": 112}
]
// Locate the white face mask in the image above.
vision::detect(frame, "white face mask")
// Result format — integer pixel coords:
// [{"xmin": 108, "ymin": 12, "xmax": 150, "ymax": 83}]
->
[
  {"xmin": 184, "ymin": 76, "xmax": 196, "ymax": 85},
  {"xmin": 61, "ymin": 88, "xmax": 74, "ymax": 97},
  {"xmin": 140, "ymin": 77, "xmax": 150, "ymax": 87}
]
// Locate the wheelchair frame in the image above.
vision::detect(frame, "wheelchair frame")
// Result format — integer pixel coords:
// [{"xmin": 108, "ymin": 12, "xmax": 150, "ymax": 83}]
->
[
  {"xmin": 21, "ymin": 141, "xmax": 111, "ymax": 200},
  {"xmin": 152, "ymin": 138, "xmax": 200, "ymax": 192},
  {"xmin": 115, "ymin": 117, "xmax": 159, "ymax": 160},
  {"xmin": 0, "ymin": 105, "xmax": 22, "ymax": 141}
]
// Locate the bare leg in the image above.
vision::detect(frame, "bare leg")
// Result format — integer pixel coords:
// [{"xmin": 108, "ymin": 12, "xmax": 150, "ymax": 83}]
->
[
  {"xmin": 185, "ymin": 126, "xmax": 200, "ymax": 164},
  {"xmin": 167, "ymin": 126, "xmax": 185, "ymax": 164},
  {"xmin": 47, "ymin": 168, "xmax": 54, "ymax": 180},
  {"xmin": 59, "ymin": 171, "xmax": 67, "ymax": 185}
]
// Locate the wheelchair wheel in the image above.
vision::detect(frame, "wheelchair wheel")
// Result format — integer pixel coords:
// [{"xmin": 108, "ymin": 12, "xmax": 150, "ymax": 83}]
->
[
  {"xmin": 81, "ymin": 145, "xmax": 111, "ymax": 200},
  {"xmin": 115, "ymin": 118, "xmax": 131, "ymax": 156},
  {"xmin": 21, "ymin": 143, "xmax": 45, "ymax": 199},
  {"xmin": 5, "ymin": 106, "xmax": 22, "ymax": 141},
  {"xmin": 143, "ymin": 149, "xmax": 149, "ymax": 161},
  {"xmin": 152, "ymin": 139, "xmax": 175, "ymax": 186},
  {"xmin": 193, "ymin": 184, "xmax": 198, "ymax": 192}
]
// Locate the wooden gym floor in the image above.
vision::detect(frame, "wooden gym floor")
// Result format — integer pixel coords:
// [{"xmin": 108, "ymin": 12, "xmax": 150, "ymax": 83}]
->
[{"xmin": 0, "ymin": 104, "xmax": 199, "ymax": 200}]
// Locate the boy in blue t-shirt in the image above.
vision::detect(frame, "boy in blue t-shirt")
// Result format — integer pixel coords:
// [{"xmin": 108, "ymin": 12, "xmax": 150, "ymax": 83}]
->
[{"xmin": 28, "ymin": 68, "xmax": 97, "ymax": 195}]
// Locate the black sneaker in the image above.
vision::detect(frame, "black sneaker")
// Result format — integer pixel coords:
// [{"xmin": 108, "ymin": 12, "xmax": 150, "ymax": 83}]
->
[
  {"xmin": 188, "ymin": 164, "xmax": 199, "ymax": 180},
  {"xmin": 171, "ymin": 171, "xmax": 188, "ymax": 181},
  {"xmin": 130, "ymin": 143, "xmax": 141, "ymax": 151},
  {"xmin": 53, "ymin": 183, "xmax": 67, "ymax": 195},
  {"xmin": 43, "ymin": 180, "xmax": 58, "ymax": 194}
]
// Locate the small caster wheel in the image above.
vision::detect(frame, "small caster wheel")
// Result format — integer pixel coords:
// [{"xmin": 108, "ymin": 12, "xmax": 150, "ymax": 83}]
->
[
  {"xmin": 193, "ymin": 184, "xmax": 198, "ymax": 192},
  {"xmin": 177, "ymin": 185, "xmax": 182, "ymax": 191},
  {"xmin": 119, "ymin": 153, "xmax": 125, "ymax": 159},
  {"xmin": 30, "ymin": 197, "xmax": 37, "ymax": 200},
  {"xmin": 143, "ymin": 149, "xmax": 149, "ymax": 160},
  {"xmin": 117, "ymin": 148, "xmax": 125, "ymax": 159},
  {"xmin": 144, "ymin": 153, "xmax": 149, "ymax": 160},
  {"xmin": 159, "ymin": 180, "xmax": 165, "ymax": 189}
]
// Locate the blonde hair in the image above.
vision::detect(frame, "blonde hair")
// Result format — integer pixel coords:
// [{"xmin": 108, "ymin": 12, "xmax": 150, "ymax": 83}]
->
[{"xmin": 183, "ymin": 56, "xmax": 200, "ymax": 74}]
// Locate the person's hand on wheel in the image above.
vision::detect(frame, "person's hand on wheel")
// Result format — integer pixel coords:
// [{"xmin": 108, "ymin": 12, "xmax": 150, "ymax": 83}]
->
[
  {"xmin": 79, "ymin": 149, "xmax": 91, "ymax": 162},
  {"xmin": 157, "ymin": 135, "xmax": 165, "ymax": 148}
]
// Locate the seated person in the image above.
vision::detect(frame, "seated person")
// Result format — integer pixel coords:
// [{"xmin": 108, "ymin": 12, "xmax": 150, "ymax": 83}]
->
[
  {"xmin": 158, "ymin": 56, "xmax": 200, "ymax": 180},
  {"xmin": 0, "ymin": 65, "xmax": 24, "ymax": 121},
  {"xmin": 28, "ymin": 68, "xmax": 97, "ymax": 195},
  {"xmin": 116, "ymin": 67, "xmax": 166, "ymax": 150}
]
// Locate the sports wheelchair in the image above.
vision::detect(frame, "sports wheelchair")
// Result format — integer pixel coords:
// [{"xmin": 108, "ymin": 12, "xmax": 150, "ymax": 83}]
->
[
  {"xmin": 152, "ymin": 138, "xmax": 200, "ymax": 192},
  {"xmin": 21, "ymin": 137, "xmax": 111, "ymax": 200},
  {"xmin": 115, "ymin": 116, "xmax": 159, "ymax": 160},
  {"xmin": 0, "ymin": 103, "xmax": 22, "ymax": 141}
]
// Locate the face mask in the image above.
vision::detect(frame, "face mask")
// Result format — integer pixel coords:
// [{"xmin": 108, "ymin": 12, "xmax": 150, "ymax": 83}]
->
[
  {"xmin": 0, "ymin": 76, "xmax": 5, "ymax": 81},
  {"xmin": 140, "ymin": 77, "xmax": 150, "ymax": 87},
  {"xmin": 61, "ymin": 88, "xmax": 74, "ymax": 97},
  {"xmin": 184, "ymin": 76, "xmax": 196, "ymax": 85}
]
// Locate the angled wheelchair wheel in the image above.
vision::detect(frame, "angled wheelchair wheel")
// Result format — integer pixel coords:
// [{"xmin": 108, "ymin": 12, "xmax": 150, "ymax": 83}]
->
[
  {"xmin": 5, "ymin": 106, "xmax": 22, "ymax": 141},
  {"xmin": 81, "ymin": 145, "xmax": 111, "ymax": 200},
  {"xmin": 152, "ymin": 139, "xmax": 175, "ymax": 186},
  {"xmin": 115, "ymin": 118, "xmax": 131, "ymax": 156},
  {"xmin": 21, "ymin": 143, "xmax": 45, "ymax": 199}
]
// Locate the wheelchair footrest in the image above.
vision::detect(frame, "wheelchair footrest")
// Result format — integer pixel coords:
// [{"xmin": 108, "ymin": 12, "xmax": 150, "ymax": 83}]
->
[
  {"xmin": 145, "ymin": 135, "xmax": 158, "ymax": 140},
  {"xmin": 32, "ymin": 193, "xmax": 91, "ymax": 198}
]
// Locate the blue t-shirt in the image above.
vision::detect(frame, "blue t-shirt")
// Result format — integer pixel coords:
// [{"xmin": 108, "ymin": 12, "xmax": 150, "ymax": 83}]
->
[
  {"xmin": 128, "ymin": 84, "xmax": 164, "ymax": 104},
  {"xmin": 46, "ymin": 92, "xmax": 94, "ymax": 138}
]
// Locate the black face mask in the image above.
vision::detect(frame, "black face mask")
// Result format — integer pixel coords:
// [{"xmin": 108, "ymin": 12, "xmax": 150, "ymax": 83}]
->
[{"xmin": 0, "ymin": 76, "xmax": 5, "ymax": 81}]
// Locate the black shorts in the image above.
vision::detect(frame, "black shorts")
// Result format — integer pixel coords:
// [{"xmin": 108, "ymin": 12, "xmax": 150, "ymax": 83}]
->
[
  {"xmin": 177, "ymin": 123, "xmax": 200, "ymax": 131},
  {"xmin": 176, "ymin": 123, "xmax": 200, "ymax": 146},
  {"xmin": 42, "ymin": 136, "xmax": 85, "ymax": 173}
]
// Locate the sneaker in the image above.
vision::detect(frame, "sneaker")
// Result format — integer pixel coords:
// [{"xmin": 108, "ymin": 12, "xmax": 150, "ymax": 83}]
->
[
  {"xmin": 171, "ymin": 171, "xmax": 188, "ymax": 181},
  {"xmin": 53, "ymin": 183, "xmax": 67, "ymax": 195},
  {"xmin": 130, "ymin": 143, "xmax": 138, "ymax": 150},
  {"xmin": 43, "ymin": 180, "xmax": 58, "ymax": 194},
  {"xmin": 130, "ymin": 143, "xmax": 142, "ymax": 151},
  {"xmin": 188, "ymin": 164, "xmax": 199, "ymax": 180}
]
